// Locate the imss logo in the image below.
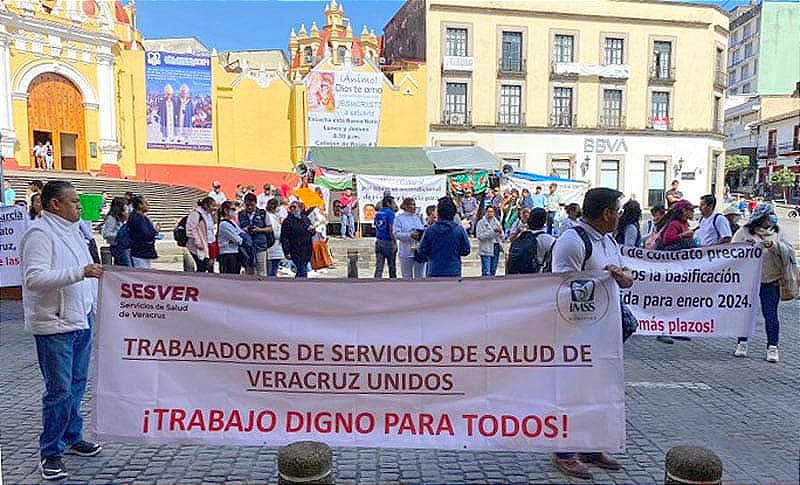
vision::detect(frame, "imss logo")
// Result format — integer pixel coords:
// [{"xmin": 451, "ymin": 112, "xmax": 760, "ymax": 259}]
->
[
  {"xmin": 556, "ymin": 277, "xmax": 611, "ymax": 323},
  {"xmin": 569, "ymin": 280, "xmax": 596, "ymax": 312}
]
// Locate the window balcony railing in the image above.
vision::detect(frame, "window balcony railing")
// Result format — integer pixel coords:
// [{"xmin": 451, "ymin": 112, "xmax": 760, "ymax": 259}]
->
[
  {"xmin": 497, "ymin": 111, "xmax": 526, "ymax": 126},
  {"xmin": 498, "ymin": 58, "xmax": 527, "ymax": 77},
  {"xmin": 549, "ymin": 112, "xmax": 576, "ymax": 128},
  {"xmin": 714, "ymin": 69, "xmax": 727, "ymax": 90},
  {"xmin": 647, "ymin": 116, "xmax": 673, "ymax": 131},
  {"xmin": 714, "ymin": 121, "xmax": 724, "ymax": 134},
  {"xmin": 441, "ymin": 110, "xmax": 472, "ymax": 126},
  {"xmin": 599, "ymin": 114, "xmax": 626, "ymax": 129},
  {"xmin": 649, "ymin": 65, "xmax": 675, "ymax": 83}
]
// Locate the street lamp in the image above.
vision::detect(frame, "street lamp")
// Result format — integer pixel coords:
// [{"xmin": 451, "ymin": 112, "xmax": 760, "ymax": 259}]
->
[
  {"xmin": 673, "ymin": 157, "xmax": 684, "ymax": 178},
  {"xmin": 581, "ymin": 156, "xmax": 590, "ymax": 177}
]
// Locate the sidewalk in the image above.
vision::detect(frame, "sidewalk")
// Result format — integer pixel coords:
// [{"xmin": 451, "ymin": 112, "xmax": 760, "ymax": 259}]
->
[{"xmin": 1, "ymin": 296, "xmax": 798, "ymax": 484}]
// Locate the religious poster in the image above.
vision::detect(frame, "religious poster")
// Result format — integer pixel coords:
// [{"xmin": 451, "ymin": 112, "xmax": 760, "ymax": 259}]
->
[
  {"xmin": 145, "ymin": 51, "xmax": 213, "ymax": 151},
  {"xmin": 307, "ymin": 70, "xmax": 382, "ymax": 147}
]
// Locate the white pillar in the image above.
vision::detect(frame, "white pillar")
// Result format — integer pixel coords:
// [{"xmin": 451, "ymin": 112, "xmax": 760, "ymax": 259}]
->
[
  {"xmin": 96, "ymin": 50, "xmax": 121, "ymax": 165},
  {"xmin": 0, "ymin": 31, "xmax": 18, "ymax": 159}
]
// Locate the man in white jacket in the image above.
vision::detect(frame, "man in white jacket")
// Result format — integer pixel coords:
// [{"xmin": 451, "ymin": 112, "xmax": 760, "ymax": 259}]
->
[{"xmin": 19, "ymin": 181, "xmax": 103, "ymax": 481}]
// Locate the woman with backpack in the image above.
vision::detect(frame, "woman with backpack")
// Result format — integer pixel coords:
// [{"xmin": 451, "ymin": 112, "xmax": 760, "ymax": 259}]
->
[
  {"xmin": 127, "ymin": 196, "xmax": 159, "ymax": 268},
  {"xmin": 615, "ymin": 200, "xmax": 642, "ymax": 247},
  {"xmin": 732, "ymin": 203, "xmax": 793, "ymax": 363},
  {"xmin": 187, "ymin": 196, "xmax": 218, "ymax": 273},
  {"xmin": 216, "ymin": 201, "xmax": 243, "ymax": 274},
  {"xmin": 101, "ymin": 197, "xmax": 130, "ymax": 266}
]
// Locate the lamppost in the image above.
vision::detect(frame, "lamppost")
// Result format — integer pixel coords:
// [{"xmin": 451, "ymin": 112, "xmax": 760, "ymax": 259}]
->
[
  {"xmin": 673, "ymin": 157, "xmax": 684, "ymax": 179},
  {"xmin": 581, "ymin": 156, "xmax": 590, "ymax": 177}
]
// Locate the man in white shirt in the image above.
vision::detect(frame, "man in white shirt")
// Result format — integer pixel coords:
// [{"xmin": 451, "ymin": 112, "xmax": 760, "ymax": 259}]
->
[
  {"xmin": 19, "ymin": 181, "xmax": 104, "ymax": 480},
  {"xmin": 696, "ymin": 194, "xmax": 732, "ymax": 246},
  {"xmin": 208, "ymin": 181, "xmax": 227, "ymax": 205},
  {"xmin": 549, "ymin": 187, "xmax": 632, "ymax": 480},
  {"xmin": 257, "ymin": 183, "xmax": 274, "ymax": 210}
]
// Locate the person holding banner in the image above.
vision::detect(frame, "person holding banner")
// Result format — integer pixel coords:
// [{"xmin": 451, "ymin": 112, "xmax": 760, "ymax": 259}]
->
[
  {"xmin": 549, "ymin": 187, "xmax": 632, "ymax": 480},
  {"xmin": 732, "ymin": 204, "xmax": 788, "ymax": 362},
  {"xmin": 19, "ymin": 181, "xmax": 103, "ymax": 481}
]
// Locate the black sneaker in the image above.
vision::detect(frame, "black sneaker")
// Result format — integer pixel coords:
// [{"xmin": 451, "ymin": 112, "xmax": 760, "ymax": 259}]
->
[
  {"xmin": 41, "ymin": 456, "xmax": 68, "ymax": 480},
  {"xmin": 66, "ymin": 440, "xmax": 102, "ymax": 457}
]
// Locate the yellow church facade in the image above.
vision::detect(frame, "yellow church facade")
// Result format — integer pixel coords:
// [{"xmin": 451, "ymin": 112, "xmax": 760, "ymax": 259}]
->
[{"xmin": 0, "ymin": 0, "xmax": 427, "ymax": 190}]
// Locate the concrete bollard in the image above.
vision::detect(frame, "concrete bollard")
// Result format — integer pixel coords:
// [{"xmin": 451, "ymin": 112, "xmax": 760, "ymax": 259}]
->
[
  {"xmin": 665, "ymin": 446, "xmax": 723, "ymax": 485},
  {"xmin": 182, "ymin": 251, "xmax": 195, "ymax": 272},
  {"xmin": 277, "ymin": 441, "xmax": 333, "ymax": 484},
  {"xmin": 347, "ymin": 250, "xmax": 358, "ymax": 279},
  {"xmin": 100, "ymin": 246, "xmax": 113, "ymax": 265}
]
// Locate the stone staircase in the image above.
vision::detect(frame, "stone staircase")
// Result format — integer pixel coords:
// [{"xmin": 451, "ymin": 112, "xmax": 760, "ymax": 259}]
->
[{"xmin": 4, "ymin": 170, "xmax": 206, "ymax": 229}]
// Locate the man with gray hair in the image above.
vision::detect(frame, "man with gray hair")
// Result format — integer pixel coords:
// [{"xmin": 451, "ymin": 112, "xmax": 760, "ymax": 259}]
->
[{"xmin": 19, "ymin": 181, "xmax": 103, "ymax": 480}]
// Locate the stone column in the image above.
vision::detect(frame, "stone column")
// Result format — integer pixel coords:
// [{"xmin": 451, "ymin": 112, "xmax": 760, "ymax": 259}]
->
[
  {"xmin": 96, "ymin": 49, "xmax": 122, "ymax": 175},
  {"xmin": 0, "ymin": 29, "xmax": 17, "ymax": 159}
]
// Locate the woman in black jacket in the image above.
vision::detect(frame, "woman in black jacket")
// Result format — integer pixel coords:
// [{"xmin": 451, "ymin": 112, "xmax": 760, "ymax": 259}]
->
[
  {"xmin": 280, "ymin": 201, "xmax": 314, "ymax": 278},
  {"xmin": 128, "ymin": 196, "xmax": 159, "ymax": 269}
]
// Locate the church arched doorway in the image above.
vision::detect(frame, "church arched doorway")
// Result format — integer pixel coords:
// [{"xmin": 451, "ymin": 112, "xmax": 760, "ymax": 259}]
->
[{"xmin": 27, "ymin": 72, "xmax": 86, "ymax": 171}]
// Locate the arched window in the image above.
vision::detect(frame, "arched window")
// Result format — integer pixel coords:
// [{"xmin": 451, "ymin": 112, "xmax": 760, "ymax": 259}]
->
[
  {"xmin": 304, "ymin": 46, "xmax": 313, "ymax": 64},
  {"xmin": 337, "ymin": 46, "xmax": 347, "ymax": 63}
]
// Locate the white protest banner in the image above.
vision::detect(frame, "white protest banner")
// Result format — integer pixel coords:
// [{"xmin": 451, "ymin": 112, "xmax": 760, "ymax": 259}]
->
[
  {"xmin": 0, "ymin": 205, "xmax": 27, "ymax": 287},
  {"xmin": 94, "ymin": 269, "xmax": 625, "ymax": 452},
  {"xmin": 620, "ymin": 243, "xmax": 762, "ymax": 338},
  {"xmin": 307, "ymin": 70, "xmax": 382, "ymax": 147},
  {"xmin": 504, "ymin": 177, "xmax": 587, "ymax": 206},
  {"xmin": 356, "ymin": 174, "xmax": 446, "ymax": 223}
]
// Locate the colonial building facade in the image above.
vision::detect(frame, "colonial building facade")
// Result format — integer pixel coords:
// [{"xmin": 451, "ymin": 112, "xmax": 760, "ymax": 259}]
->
[{"xmin": 384, "ymin": 0, "xmax": 730, "ymax": 206}]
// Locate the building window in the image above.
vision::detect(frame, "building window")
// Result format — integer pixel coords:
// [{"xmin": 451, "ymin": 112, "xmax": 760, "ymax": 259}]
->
[
  {"xmin": 444, "ymin": 82, "xmax": 468, "ymax": 124},
  {"xmin": 602, "ymin": 89, "xmax": 623, "ymax": 128},
  {"xmin": 792, "ymin": 125, "xmax": 800, "ymax": 150},
  {"xmin": 653, "ymin": 41, "xmax": 672, "ymax": 79},
  {"xmin": 446, "ymin": 28, "xmax": 468, "ymax": 57},
  {"xmin": 768, "ymin": 129, "xmax": 777, "ymax": 158},
  {"xmin": 553, "ymin": 34, "xmax": 574, "ymax": 63},
  {"xmin": 604, "ymin": 38, "xmax": 624, "ymax": 65},
  {"xmin": 501, "ymin": 31, "xmax": 523, "ymax": 72},
  {"xmin": 499, "ymin": 85, "xmax": 522, "ymax": 125},
  {"xmin": 740, "ymin": 63, "xmax": 749, "ymax": 78},
  {"xmin": 552, "ymin": 87, "xmax": 573, "ymax": 127},
  {"xmin": 600, "ymin": 160, "xmax": 620, "ymax": 190},
  {"xmin": 728, "ymin": 71, "xmax": 737, "ymax": 86},
  {"xmin": 744, "ymin": 42, "xmax": 753, "ymax": 58},
  {"xmin": 502, "ymin": 157, "xmax": 522, "ymax": 168},
  {"xmin": 303, "ymin": 46, "xmax": 313, "ymax": 64},
  {"xmin": 551, "ymin": 159, "xmax": 572, "ymax": 179},
  {"xmin": 651, "ymin": 91, "xmax": 670, "ymax": 129},
  {"xmin": 337, "ymin": 46, "xmax": 347, "ymax": 63},
  {"xmin": 741, "ymin": 82, "xmax": 751, "ymax": 93},
  {"xmin": 715, "ymin": 47, "xmax": 724, "ymax": 71},
  {"xmin": 648, "ymin": 160, "xmax": 667, "ymax": 208},
  {"xmin": 714, "ymin": 96, "xmax": 721, "ymax": 132}
]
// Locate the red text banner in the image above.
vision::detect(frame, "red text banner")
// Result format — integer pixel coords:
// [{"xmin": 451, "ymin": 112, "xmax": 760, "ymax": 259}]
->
[
  {"xmin": 620, "ymin": 243, "xmax": 762, "ymax": 338},
  {"xmin": 94, "ymin": 270, "xmax": 625, "ymax": 452}
]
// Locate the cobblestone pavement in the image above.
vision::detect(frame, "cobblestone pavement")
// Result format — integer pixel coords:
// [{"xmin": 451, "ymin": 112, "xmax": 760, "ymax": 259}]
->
[{"xmin": 2, "ymin": 292, "xmax": 799, "ymax": 484}]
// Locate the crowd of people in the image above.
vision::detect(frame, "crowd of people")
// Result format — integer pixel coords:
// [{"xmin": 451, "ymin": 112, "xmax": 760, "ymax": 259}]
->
[{"xmin": 9, "ymin": 176, "xmax": 799, "ymax": 481}]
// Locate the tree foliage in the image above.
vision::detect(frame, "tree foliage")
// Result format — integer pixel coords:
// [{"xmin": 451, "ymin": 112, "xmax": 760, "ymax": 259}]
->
[
  {"xmin": 770, "ymin": 168, "xmax": 797, "ymax": 188},
  {"xmin": 725, "ymin": 154, "xmax": 750, "ymax": 173}
]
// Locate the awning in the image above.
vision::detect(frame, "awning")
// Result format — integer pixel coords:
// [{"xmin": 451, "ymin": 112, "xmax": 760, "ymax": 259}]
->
[
  {"xmin": 310, "ymin": 147, "xmax": 434, "ymax": 176},
  {"xmin": 425, "ymin": 146, "xmax": 502, "ymax": 171}
]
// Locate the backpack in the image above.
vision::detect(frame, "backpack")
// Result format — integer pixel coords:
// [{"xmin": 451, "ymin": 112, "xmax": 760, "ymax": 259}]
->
[
  {"xmin": 116, "ymin": 222, "xmax": 132, "ymax": 251},
  {"xmin": 542, "ymin": 226, "xmax": 593, "ymax": 273},
  {"xmin": 506, "ymin": 231, "xmax": 545, "ymax": 275},
  {"xmin": 173, "ymin": 215, "xmax": 189, "ymax": 247}
]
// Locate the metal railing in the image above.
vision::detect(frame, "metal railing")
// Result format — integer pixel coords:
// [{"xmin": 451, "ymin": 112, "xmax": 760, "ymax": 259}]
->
[
  {"xmin": 497, "ymin": 111, "xmax": 526, "ymax": 126},
  {"xmin": 549, "ymin": 113, "xmax": 576, "ymax": 128},
  {"xmin": 714, "ymin": 69, "xmax": 727, "ymax": 89},
  {"xmin": 441, "ymin": 110, "xmax": 472, "ymax": 126},
  {"xmin": 649, "ymin": 65, "xmax": 675, "ymax": 82},
  {"xmin": 498, "ymin": 57, "xmax": 527, "ymax": 77},
  {"xmin": 599, "ymin": 114, "xmax": 626, "ymax": 129}
]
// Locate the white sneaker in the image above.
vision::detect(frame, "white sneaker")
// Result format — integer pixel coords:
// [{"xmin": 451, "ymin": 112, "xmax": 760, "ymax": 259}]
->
[
  {"xmin": 766, "ymin": 346, "xmax": 779, "ymax": 363},
  {"xmin": 734, "ymin": 342, "xmax": 748, "ymax": 357}
]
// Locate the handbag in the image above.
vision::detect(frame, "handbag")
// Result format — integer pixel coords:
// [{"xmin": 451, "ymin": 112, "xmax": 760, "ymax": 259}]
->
[
  {"xmin": 620, "ymin": 302, "xmax": 638, "ymax": 342},
  {"xmin": 208, "ymin": 241, "xmax": 219, "ymax": 260}
]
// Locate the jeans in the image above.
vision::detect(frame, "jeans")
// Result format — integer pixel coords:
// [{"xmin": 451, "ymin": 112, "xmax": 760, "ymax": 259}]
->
[
  {"xmin": 218, "ymin": 253, "xmax": 241, "ymax": 274},
  {"xmin": 34, "ymin": 314, "xmax": 93, "ymax": 458},
  {"xmin": 245, "ymin": 251, "xmax": 267, "ymax": 277},
  {"xmin": 480, "ymin": 244, "xmax": 501, "ymax": 276},
  {"xmin": 374, "ymin": 239, "xmax": 397, "ymax": 278},
  {"xmin": 191, "ymin": 253, "xmax": 212, "ymax": 273},
  {"xmin": 547, "ymin": 211, "xmax": 557, "ymax": 234},
  {"xmin": 738, "ymin": 281, "xmax": 780, "ymax": 346},
  {"xmin": 340, "ymin": 213, "xmax": 355, "ymax": 237},
  {"xmin": 130, "ymin": 256, "xmax": 151, "ymax": 269},
  {"xmin": 110, "ymin": 245, "xmax": 131, "ymax": 266},
  {"xmin": 267, "ymin": 258, "xmax": 282, "ymax": 277},
  {"xmin": 292, "ymin": 258, "xmax": 309, "ymax": 278},
  {"xmin": 399, "ymin": 256, "xmax": 425, "ymax": 279}
]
